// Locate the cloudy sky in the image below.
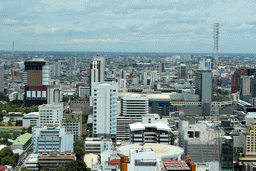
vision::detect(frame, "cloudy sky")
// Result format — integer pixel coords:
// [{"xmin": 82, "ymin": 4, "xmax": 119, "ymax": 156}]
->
[{"xmin": 0, "ymin": 0, "xmax": 255, "ymax": 53}]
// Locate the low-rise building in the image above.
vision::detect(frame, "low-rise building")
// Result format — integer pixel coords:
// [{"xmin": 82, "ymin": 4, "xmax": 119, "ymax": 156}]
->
[
  {"xmin": 85, "ymin": 138, "xmax": 112, "ymax": 154},
  {"xmin": 12, "ymin": 133, "xmax": 33, "ymax": 152},
  {"xmin": 24, "ymin": 154, "xmax": 39, "ymax": 171},
  {"xmin": 38, "ymin": 152, "xmax": 75, "ymax": 170},
  {"xmin": 129, "ymin": 114, "xmax": 172, "ymax": 144},
  {"xmin": 22, "ymin": 112, "xmax": 39, "ymax": 127}
]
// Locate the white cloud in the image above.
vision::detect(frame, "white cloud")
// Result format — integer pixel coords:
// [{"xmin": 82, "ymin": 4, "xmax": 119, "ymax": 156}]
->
[{"xmin": 5, "ymin": 19, "xmax": 17, "ymax": 23}]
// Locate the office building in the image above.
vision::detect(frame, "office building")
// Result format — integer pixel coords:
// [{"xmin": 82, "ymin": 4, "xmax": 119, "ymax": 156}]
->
[
  {"xmin": 140, "ymin": 71, "xmax": 147, "ymax": 85},
  {"xmin": 179, "ymin": 64, "xmax": 187, "ymax": 80},
  {"xmin": 70, "ymin": 100, "xmax": 91, "ymax": 115},
  {"xmin": 129, "ymin": 114, "xmax": 171, "ymax": 144},
  {"xmin": 221, "ymin": 136, "xmax": 233, "ymax": 171},
  {"xmin": 199, "ymin": 58, "xmax": 211, "ymax": 70},
  {"xmin": 119, "ymin": 69, "xmax": 126, "ymax": 79},
  {"xmin": 231, "ymin": 69, "xmax": 246, "ymax": 93},
  {"xmin": 117, "ymin": 96, "xmax": 149, "ymax": 140},
  {"xmin": 39, "ymin": 103, "xmax": 63, "ymax": 127},
  {"xmin": 33, "ymin": 125, "xmax": 73, "ymax": 153},
  {"xmin": 84, "ymin": 138, "xmax": 112, "ymax": 154},
  {"xmin": 195, "ymin": 70, "xmax": 212, "ymax": 104},
  {"xmin": 91, "ymin": 82, "xmax": 118, "ymax": 139},
  {"xmin": 159, "ymin": 63, "xmax": 165, "ymax": 72},
  {"xmin": 23, "ymin": 61, "xmax": 49, "ymax": 107},
  {"xmin": 79, "ymin": 86, "xmax": 90, "ymax": 97},
  {"xmin": 22, "ymin": 112, "xmax": 39, "ymax": 127},
  {"xmin": 53, "ymin": 62, "xmax": 61, "ymax": 77}
]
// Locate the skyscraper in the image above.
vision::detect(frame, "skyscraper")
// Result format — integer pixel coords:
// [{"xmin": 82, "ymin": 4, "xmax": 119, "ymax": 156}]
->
[
  {"xmin": 91, "ymin": 82, "xmax": 118, "ymax": 139},
  {"xmin": 0, "ymin": 66, "xmax": 4, "ymax": 92},
  {"xmin": 119, "ymin": 69, "xmax": 126, "ymax": 79},
  {"xmin": 89, "ymin": 57, "xmax": 105, "ymax": 94},
  {"xmin": 140, "ymin": 71, "xmax": 147, "ymax": 86},
  {"xmin": 195, "ymin": 70, "xmax": 212, "ymax": 104},
  {"xmin": 159, "ymin": 63, "xmax": 165, "ymax": 73},
  {"xmin": 150, "ymin": 71, "xmax": 158, "ymax": 85},
  {"xmin": 179, "ymin": 64, "xmax": 187, "ymax": 80},
  {"xmin": 23, "ymin": 61, "xmax": 49, "ymax": 107},
  {"xmin": 231, "ymin": 69, "xmax": 246, "ymax": 94},
  {"xmin": 53, "ymin": 62, "xmax": 61, "ymax": 77}
]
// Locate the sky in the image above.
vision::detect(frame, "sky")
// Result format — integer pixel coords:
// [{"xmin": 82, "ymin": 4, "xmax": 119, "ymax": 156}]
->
[{"xmin": 0, "ymin": 0, "xmax": 255, "ymax": 53}]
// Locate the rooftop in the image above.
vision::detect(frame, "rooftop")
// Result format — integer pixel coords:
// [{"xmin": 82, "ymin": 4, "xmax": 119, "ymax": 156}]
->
[
  {"xmin": 163, "ymin": 160, "xmax": 190, "ymax": 170},
  {"xmin": 129, "ymin": 122, "xmax": 172, "ymax": 132},
  {"xmin": 12, "ymin": 133, "xmax": 32, "ymax": 145}
]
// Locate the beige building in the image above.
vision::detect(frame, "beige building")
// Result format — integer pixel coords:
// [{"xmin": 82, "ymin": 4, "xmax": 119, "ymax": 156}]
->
[{"xmin": 244, "ymin": 123, "xmax": 256, "ymax": 156}]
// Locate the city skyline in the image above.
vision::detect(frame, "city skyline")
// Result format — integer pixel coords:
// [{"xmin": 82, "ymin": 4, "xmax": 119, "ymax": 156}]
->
[{"xmin": 0, "ymin": 0, "xmax": 256, "ymax": 53}]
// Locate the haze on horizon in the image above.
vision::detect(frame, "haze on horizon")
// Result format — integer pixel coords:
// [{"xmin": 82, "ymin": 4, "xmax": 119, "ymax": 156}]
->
[{"xmin": 0, "ymin": 0, "xmax": 255, "ymax": 53}]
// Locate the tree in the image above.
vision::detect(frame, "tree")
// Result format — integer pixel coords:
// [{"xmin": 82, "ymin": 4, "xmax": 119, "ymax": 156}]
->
[
  {"xmin": 55, "ymin": 165, "xmax": 66, "ymax": 171},
  {"xmin": 0, "ymin": 92, "xmax": 9, "ymax": 102},
  {"xmin": 66, "ymin": 160, "xmax": 87, "ymax": 171},
  {"xmin": 74, "ymin": 146, "xmax": 85, "ymax": 160},
  {"xmin": 73, "ymin": 139, "xmax": 84, "ymax": 147},
  {"xmin": 8, "ymin": 118, "xmax": 13, "ymax": 126},
  {"xmin": 27, "ymin": 125, "xmax": 34, "ymax": 134},
  {"xmin": 0, "ymin": 147, "xmax": 14, "ymax": 158},
  {"xmin": 21, "ymin": 127, "xmax": 27, "ymax": 134},
  {"xmin": 1, "ymin": 156, "xmax": 14, "ymax": 166},
  {"xmin": 15, "ymin": 120, "xmax": 22, "ymax": 126}
]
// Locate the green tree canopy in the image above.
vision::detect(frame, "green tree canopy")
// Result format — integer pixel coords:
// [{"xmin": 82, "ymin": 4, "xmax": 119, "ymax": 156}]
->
[
  {"xmin": 1, "ymin": 156, "xmax": 14, "ymax": 166},
  {"xmin": 55, "ymin": 165, "xmax": 66, "ymax": 171},
  {"xmin": 15, "ymin": 120, "xmax": 22, "ymax": 126},
  {"xmin": 27, "ymin": 125, "xmax": 34, "ymax": 134},
  {"xmin": 66, "ymin": 160, "xmax": 87, "ymax": 171}
]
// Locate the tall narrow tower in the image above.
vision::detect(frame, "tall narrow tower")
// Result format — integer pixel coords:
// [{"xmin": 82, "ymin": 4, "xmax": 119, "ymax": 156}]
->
[{"xmin": 213, "ymin": 23, "xmax": 219, "ymax": 69}]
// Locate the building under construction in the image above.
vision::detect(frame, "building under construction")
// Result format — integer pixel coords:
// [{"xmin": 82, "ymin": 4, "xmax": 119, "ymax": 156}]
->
[{"xmin": 179, "ymin": 119, "xmax": 223, "ymax": 163}]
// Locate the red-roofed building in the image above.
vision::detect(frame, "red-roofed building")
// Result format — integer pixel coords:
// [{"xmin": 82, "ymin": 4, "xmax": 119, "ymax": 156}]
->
[{"xmin": 0, "ymin": 165, "xmax": 9, "ymax": 171}]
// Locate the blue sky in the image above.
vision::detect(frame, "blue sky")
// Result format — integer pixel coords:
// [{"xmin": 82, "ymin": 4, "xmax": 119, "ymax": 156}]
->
[{"xmin": 0, "ymin": 0, "xmax": 255, "ymax": 53}]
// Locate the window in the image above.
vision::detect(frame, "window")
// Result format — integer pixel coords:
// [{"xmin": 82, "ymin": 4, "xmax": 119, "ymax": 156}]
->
[{"xmin": 94, "ymin": 107, "xmax": 97, "ymax": 109}]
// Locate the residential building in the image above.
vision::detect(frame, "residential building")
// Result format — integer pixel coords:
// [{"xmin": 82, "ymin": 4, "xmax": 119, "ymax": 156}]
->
[
  {"xmin": 33, "ymin": 125, "xmax": 73, "ymax": 153},
  {"xmin": 118, "ymin": 79, "xmax": 126, "ymax": 89},
  {"xmin": 90, "ymin": 57, "xmax": 105, "ymax": 93},
  {"xmin": 23, "ymin": 61, "xmax": 49, "ymax": 107},
  {"xmin": 91, "ymin": 82, "xmax": 118, "ymax": 139},
  {"xmin": 140, "ymin": 71, "xmax": 147, "ymax": 86},
  {"xmin": 38, "ymin": 152, "xmax": 75, "ymax": 170},
  {"xmin": 22, "ymin": 112, "xmax": 39, "ymax": 127},
  {"xmin": 62, "ymin": 111, "xmax": 82, "ymax": 141},
  {"xmin": 231, "ymin": 69, "xmax": 246, "ymax": 94},
  {"xmin": 150, "ymin": 71, "xmax": 158, "ymax": 85},
  {"xmin": 129, "ymin": 114, "xmax": 171, "ymax": 144},
  {"xmin": 84, "ymin": 138, "xmax": 112, "ymax": 154},
  {"xmin": 39, "ymin": 103, "xmax": 63, "ymax": 127},
  {"xmin": 46, "ymin": 85, "xmax": 61, "ymax": 104},
  {"xmin": 53, "ymin": 62, "xmax": 61, "ymax": 77},
  {"xmin": 119, "ymin": 69, "xmax": 126, "ymax": 79}
]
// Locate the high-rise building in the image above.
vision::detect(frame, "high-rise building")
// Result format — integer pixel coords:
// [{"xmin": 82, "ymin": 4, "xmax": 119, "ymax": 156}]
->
[
  {"xmin": 89, "ymin": 57, "xmax": 105, "ymax": 94},
  {"xmin": 140, "ymin": 71, "xmax": 147, "ymax": 86},
  {"xmin": 91, "ymin": 82, "xmax": 118, "ymax": 139},
  {"xmin": 47, "ymin": 85, "xmax": 61, "ymax": 104},
  {"xmin": 119, "ymin": 69, "xmax": 126, "ymax": 79},
  {"xmin": 23, "ymin": 61, "xmax": 49, "ymax": 107},
  {"xmin": 199, "ymin": 59, "xmax": 211, "ymax": 70},
  {"xmin": 231, "ymin": 69, "xmax": 246, "ymax": 94},
  {"xmin": 159, "ymin": 63, "xmax": 165, "ymax": 72},
  {"xmin": 118, "ymin": 79, "xmax": 126, "ymax": 88},
  {"xmin": 116, "ymin": 96, "xmax": 148, "ymax": 140},
  {"xmin": 0, "ymin": 67, "xmax": 4, "ymax": 92},
  {"xmin": 150, "ymin": 71, "xmax": 158, "ymax": 85},
  {"xmin": 39, "ymin": 103, "xmax": 63, "ymax": 127},
  {"xmin": 195, "ymin": 70, "xmax": 212, "ymax": 104},
  {"xmin": 240, "ymin": 75, "xmax": 252, "ymax": 96},
  {"xmin": 179, "ymin": 64, "xmax": 187, "ymax": 80},
  {"xmin": 53, "ymin": 62, "xmax": 61, "ymax": 77}
]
